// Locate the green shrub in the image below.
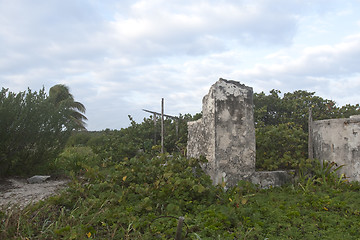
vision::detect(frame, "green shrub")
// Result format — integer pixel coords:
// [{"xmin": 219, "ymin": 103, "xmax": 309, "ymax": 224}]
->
[
  {"xmin": 256, "ymin": 122, "xmax": 307, "ymax": 170},
  {"xmin": 2, "ymin": 153, "xmax": 360, "ymax": 239},
  {"xmin": 53, "ymin": 146, "xmax": 100, "ymax": 174},
  {"xmin": 0, "ymin": 86, "xmax": 86, "ymax": 177}
]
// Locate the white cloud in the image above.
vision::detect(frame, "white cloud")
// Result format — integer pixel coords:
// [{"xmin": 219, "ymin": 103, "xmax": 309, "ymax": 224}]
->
[
  {"xmin": 235, "ymin": 33, "xmax": 360, "ymax": 79},
  {"xmin": 1, "ymin": 0, "xmax": 360, "ymax": 130},
  {"xmin": 106, "ymin": 0, "xmax": 303, "ymax": 58}
]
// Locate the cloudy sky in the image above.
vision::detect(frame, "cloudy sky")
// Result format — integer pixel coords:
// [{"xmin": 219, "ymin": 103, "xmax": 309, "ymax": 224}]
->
[{"xmin": 1, "ymin": 0, "xmax": 360, "ymax": 130}]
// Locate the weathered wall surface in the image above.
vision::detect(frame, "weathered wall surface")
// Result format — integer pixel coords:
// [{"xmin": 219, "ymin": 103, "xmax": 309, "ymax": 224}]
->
[
  {"xmin": 248, "ymin": 171, "xmax": 294, "ymax": 189},
  {"xmin": 187, "ymin": 78, "xmax": 255, "ymax": 186},
  {"xmin": 313, "ymin": 115, "xmax": 360, "ymax": 181}
]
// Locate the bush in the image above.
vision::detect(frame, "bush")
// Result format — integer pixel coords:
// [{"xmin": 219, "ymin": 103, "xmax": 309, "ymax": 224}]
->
[
  {"xmin": 0, "ymin": 85, "xmax": 87, "ymax": 177},
  {"xmin": 0, "ymin": 87, "xmax": 72, "ymax": 177},
  {"xmin": 53, "ymin": 146, "xmax": 100, "ymax": 175},
  {"xmin": 256, "ymin": 122, "xmax": 307, "ymax": 170}
]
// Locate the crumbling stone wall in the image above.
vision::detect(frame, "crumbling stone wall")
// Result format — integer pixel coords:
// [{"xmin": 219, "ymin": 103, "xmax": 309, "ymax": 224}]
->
[
  {"xmin": 312, "ymin": 115, "xmax": 360, "ymax": 182},
  {"xmin": 187, "ymin": 79, "xmax": 255, "ymax": 186},
  {"xmin": 188, "ymin": 78, "xmax": 293, "ymax": 188}
]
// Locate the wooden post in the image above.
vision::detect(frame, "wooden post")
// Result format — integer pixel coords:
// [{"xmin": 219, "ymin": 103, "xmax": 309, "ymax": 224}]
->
[
  {"xmin": 308, "ymin": 107, "xmax": 314, "ymax": 159},
  {"xmin": 153, "ymin": 113, "xmax": 157, "ymax": 144},
  {"xmin": 142, "ymin": 106, "xmax": 178, "ymax": 153},
  {"xmin": 175, "ymin": 216, "xmax": 185, "ymax": 240},
  {"xmin": 161, "ymin": 98, "xmax": 164, "ymax": 154}
]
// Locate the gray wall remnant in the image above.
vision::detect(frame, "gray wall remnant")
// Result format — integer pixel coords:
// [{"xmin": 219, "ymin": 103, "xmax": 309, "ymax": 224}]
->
[
  {"xmin": 187, "ymin": 78, "xmax": 255, "ymax": 186},
  {"xmin": 248, "ymin": 171, "xmax": 294, "ymax": 189},
  {"xmin": 312, "ymin": 115, "xmax": 360, "ymax": 182},
  {"xmin": 188, "ymin": 78, "xmax": 293, "ymax": 188}
]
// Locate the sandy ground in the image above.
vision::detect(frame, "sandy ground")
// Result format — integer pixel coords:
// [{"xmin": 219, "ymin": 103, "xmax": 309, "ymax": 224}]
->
[{"xmin": 0, "ymin": 178, "xmax": 69, "ymax": 210}]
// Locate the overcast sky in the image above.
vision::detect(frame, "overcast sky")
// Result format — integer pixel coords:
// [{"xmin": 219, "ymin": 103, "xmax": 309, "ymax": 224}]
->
[{"xmin": 1, "ymin": 0, "xmax": 360, "ymax": 130}]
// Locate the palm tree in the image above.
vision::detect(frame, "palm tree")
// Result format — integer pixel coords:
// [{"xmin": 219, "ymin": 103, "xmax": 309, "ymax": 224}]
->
[{"xmin": 49, "ymin": 84, "xmax": 87, "ymax": 130}]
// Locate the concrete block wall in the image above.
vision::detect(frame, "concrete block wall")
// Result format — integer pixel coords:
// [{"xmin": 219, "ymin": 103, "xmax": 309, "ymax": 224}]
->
[{"xmin": 312, "ymin": 115, "xmax": 360, "ymax": 181}]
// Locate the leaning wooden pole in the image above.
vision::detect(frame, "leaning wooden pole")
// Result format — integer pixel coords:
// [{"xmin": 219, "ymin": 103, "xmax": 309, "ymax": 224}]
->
[
  {"xmin": 175, "ymin": 119, "xmax": 179, "ymax": 138},
  {"xmin": 142, "ymin": 107, "xmax": 178, "ymax": 152},
  {"xmin": 308, "ymin": 107, "xmax": 314, "ymax": 159},
  {"xmin": 161, "ymin": 98, "xmax": 164, "ymax": 154}
]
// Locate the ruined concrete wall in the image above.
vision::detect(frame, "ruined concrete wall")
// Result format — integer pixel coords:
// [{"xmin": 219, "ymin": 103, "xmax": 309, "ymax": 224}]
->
[
  {"xmin": 313, "ymin": 115, "xmax": 360, "ymax": 181},
  {"xmin": 248, "ymin": 171, "xmax": 294, "ymax": 189},
  {"xmin": 187, "ymin": 78, "xmax": 255, "ymax": 186},
  {"xmin": 187, "ymin": 91, "xmax": 216, "ymax": 180},
  {"xmin": 214, "ymin": 80, "xmax": 255, "ymax": 185}
]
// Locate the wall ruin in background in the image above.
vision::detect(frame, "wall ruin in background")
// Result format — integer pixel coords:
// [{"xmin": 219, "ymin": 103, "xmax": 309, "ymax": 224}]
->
[{"xmin": 312, "ymin": 115, "xmax": 360, "ymax": 182}]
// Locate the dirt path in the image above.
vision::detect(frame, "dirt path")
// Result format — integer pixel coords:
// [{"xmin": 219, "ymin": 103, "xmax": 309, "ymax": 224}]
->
[{"xmin": 0, "ymin": 178, "xmax": 69, "ymax": 210}]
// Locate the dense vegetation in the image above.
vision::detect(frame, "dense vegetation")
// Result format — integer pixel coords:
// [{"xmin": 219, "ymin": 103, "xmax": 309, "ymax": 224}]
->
[
  {"xmin": 2, "ymin": 151, "xmax": 360, "ymax": 239},
  {"xmin": 1, "ymin": 86, "xmax": 360, "ymax": 239},
  {"xmin": 0, "ymin": 85, "xmax": 86, "ymax": 177},
  {"xmin": 254, "ymin": 90, "xmax": 360, "ymax": 170}
]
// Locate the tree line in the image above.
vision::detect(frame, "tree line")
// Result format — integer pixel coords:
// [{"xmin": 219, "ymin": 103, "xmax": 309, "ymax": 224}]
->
[
  {"xmin": 1, "ymin": 85, "xmax": 359, "ymax": 177},
  {"xmin": 254, "ymin": 90, "xmax": 360, "ymax": 170}
]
